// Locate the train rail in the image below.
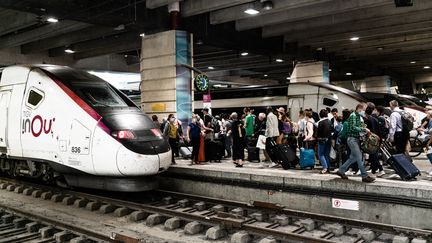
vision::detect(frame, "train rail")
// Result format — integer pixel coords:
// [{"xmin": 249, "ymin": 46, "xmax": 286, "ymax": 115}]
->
[{"xmin": 0, "ymin": 177, "xmax": 430, "ymax": 243}]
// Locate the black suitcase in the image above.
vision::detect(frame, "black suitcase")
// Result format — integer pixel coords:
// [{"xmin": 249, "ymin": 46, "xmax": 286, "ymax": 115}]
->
[
  {"xmin": 247, "ymin": 147, "xmax": 260, "ymax": 162},
  {"xmin": 205, "ymin": 140, "xmax": 224, "ymax": 162},
  {"xmin": 265, "ymin": 137, "xmax": 278, "ymax": 162},
  {"xmin": 381, "ymin": 145, "xmax": 420, "ymax": 180},
  {"xmin": 275, "ymin": 144, "xmax": 297, "ymax": 169},
  {"xmin": 388, "ymin": 154, "xmax": 420, "ymax": 180}
]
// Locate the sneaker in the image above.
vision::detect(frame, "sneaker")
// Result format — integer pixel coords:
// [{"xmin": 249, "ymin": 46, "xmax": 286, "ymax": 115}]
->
[
  {"xmin": 336, "ymin": 170, "xmax": 348, "ymax": 179},
  {"xmin": 345, "ymin": 171, "xmax": 354, "ymax": 176},
  {"xmin": 362, "ymin": 176, "xmax": 375, "ymax": 183},
  {"xmin": 320, "ymin": 169, "xmax": 328, "ymax": 174},
  {"xmin": 376, "ymin": 170, "xmax": 386, "ymax": 177},
  {"xmin": 355, "ymin": 170, "xmax": 361, "ymax": 176}
]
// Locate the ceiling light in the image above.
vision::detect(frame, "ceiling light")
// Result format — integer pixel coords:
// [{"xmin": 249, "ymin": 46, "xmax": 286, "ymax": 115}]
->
[
  {"xmin": 377, "ymin": 47, "xmax": 384, "ymax": 50},
  {"xmin": 244, "ymin": 8, "xmax": 260, "ymax": 15},
  {"xmin": 208, "ymin": 66, "xmax": 215, "ymax": 70},
  {"xmin": 275, "ymin": 58, "xmax": 284, "ymax": 63},
  {"xmin": 264, "ymin": 74, "xmax": 268, "ymax": 77},
  {"xmin": 64, "ymin": 49, "xmax": 75, "ymax": 54},
  {"xmin": 139, "ymin": 33, "xmax": 145, "ymax": 37},
  {"xmin": 329, "ymin": 68, "xmax": 332, "ymax": 72},
  {"xmin": 410, "ymin": 61, "xmax": 417, "ymax": 64},
  {"xmin": 47, "ymin": 17, "xmax": 58, "ymax": 23},
  {"xmin": 346, "ymin": 72, "xmax": 352, "ymax": 76},
  {"xmin": 424, "ymin": 66, "xmax": 431, "ymax": 69},
  {"xmin": 196, "ymin": 39, "xmax": 203, "ymax": 45},
  {"xmin": 286, "ymin": 77, "xmax": 291, "ymax": 80},
  {"xmin": 241, "ymin": 52, "xmax": 249, "ymax": 56},
  {"xmin": 262, "ymin": 1, "xmax": 274, "ymax": 10},
  {"xmin": 349, "ymin": 37, "xmax": 360, "ymax": 41}
]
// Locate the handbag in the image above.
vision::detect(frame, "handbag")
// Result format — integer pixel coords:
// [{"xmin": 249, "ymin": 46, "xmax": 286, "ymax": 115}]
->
[
  {"xmin": 330, "ymin": 146, "xmax": 336, "ymax": 160},
  {"xmin": 361, "ymin": 132, "xmax": 380, "ymax": 154}
]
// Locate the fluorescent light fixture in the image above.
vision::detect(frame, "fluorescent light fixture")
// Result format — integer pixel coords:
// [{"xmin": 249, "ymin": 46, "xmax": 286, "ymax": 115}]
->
[
  {"xmin": 377, "ymin": 47, "xmax": 383, "ymax": 50},
  {"xmin": 64, "ymin": 49, "xmax": 75, "ymax": 54},
  {"xmin": 262, "ymin": 1, "xmax": 273, "ymax": 10},
  {"xmin": 264, "ymin": 74, "xmax": 268, "ymax": 77},
  {"xmin": 139, "ymin": 33, "xmax": 145, "ymax": 37},
  {"xmin": 424, "ymin": 66, "xmax": 431, "ymax": 69},
  {"xmin": 208, "ymin": 66, "xmax": 215, "ymax": 70},
  {"xmin": 244, "ymin": 8, "xmax": 259, "ymax": 15},
  {"xmin": 47, "ymin": 17, "xmax": 58, "ymax": 23},
  {"xmin": 241, "ymin": 52, "xmax": 249, "ymax": 56},
  {"xmin": 349, "ymin": 36, "xmax": 360, "ymax": 41},
  {"xmin": 346, "ymin": 72, "xmax": 352, "ymax": 76},
  {"xmin": 286, "ymin": 77, "xmax": 291, "ymax": 80},
  {"xmin": 275, "ymin": 58, "xmax": 283, "ymax": 63},
  {"xmin": 410, "ymin": 61, "xmax": 416, "ymax": 64},
  {"xmin": 329, "ymin": 68, "xmax": 332, "ymax": 72}
]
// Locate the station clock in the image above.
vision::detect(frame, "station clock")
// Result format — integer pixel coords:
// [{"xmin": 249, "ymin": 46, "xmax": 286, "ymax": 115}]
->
[{"xmin": 194, "ymin": 74, "xmax": 209, "ymax": 92}]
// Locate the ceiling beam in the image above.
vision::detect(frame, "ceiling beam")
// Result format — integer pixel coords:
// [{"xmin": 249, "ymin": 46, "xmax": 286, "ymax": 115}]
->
[
  {"xmin": 335, "ymin": 42, "xmax": 432, "ymax": 58},
  {"xmin": 235, "ymin": 0, "xmax": 391, "ymax": 31},
  {"xmin": 0, "ymin": 8, "xmax": 37, "ymax": 36},
  {"xmin": 264, "ymin": 7, "xmax": 432, "ymax": 38},
  {"xmin": 146, "ymin": 0, "xmax": 182, "ymax": 9},
  {"xmin": 181, "ymin": 0, "xmax": 254, "ymax": 17},
  {"xmin": 21, "ymin": 26, "xmax": 122, "ymax": 54},
  {"xmin": 0, "ymin": 20, "xmax": 91, "ymax": 50},
  {"xmin": 209, "ymin": 0, "xmax": 332, "ymax": 25},
  {"xmin": 297, "ymin": 21, "xmax": 432, "ymax": 47}
]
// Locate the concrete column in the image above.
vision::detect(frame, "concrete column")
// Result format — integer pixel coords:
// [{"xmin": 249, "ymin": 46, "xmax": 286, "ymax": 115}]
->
[
  {"xmin": 140, "ymin": 30, "xmax": 193, "ymax": 127},
  {"xmin": 332, "ymin": 76, "xmax": 393, "ymax": 93},
  {"xmin": 290, "ymin": 61, "xmax": 329, "ymax": 83}
]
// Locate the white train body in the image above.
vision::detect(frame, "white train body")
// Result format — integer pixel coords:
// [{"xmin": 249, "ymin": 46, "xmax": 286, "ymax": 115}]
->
[{"xmin": 0, "ymin": 65, "xmax": 171, "ymax": 191}]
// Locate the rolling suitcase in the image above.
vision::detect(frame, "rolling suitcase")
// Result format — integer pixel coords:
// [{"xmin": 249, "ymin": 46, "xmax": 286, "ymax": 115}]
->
[
  {"xmin": 205, "ymin": 140, "xmax": 224, "ymax": 162},
  {"xmin": 299, "ymin": 148, "xmax": 315, "ymax": 169},
  {"xmin": 247, "ymin": 147, "xmax": 260, "ymax": 162},
  {"xmin": 275, "ymin": 144, "xmax": 297, "ymax": 169},
  {"xmin": 179, "ymin": 146, "xmax": 192, "ymax": 159},
  {"xmin": 382, "ymin": 145, "xmax": 420, "ymax": 180}
]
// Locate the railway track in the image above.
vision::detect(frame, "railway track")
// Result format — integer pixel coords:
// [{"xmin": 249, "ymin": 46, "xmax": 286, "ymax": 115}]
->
[{"xmin": 0, "ymin": 177, "xmax": 430, "ymax": 243}]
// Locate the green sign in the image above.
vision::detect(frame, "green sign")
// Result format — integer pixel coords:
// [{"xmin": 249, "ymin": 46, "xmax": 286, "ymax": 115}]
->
[{"xmin": 194, "ymin": 74, "xmax": 209, "ymax": 92}]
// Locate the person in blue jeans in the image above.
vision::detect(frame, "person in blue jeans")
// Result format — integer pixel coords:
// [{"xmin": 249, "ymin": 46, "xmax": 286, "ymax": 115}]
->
[
  {"xmin": 336, "ymin": 104, "xmax": 375, "ymax": 183},
  {"xmin": 317, "ymin": 109, "xmax": 332, "ymax": 174}
]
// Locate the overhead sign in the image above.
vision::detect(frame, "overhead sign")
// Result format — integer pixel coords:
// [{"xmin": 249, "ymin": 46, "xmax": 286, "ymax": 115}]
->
[
  {"xmin": 332, "ymin": 198, "xmax": 359, "ymax": 211},
  {"xmin": 194, "ymin": 74, "xmax": 209, "ymax": 92}
]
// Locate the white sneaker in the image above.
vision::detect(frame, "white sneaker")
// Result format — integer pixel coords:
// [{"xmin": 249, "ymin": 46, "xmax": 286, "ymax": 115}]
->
[
  {"xmin": 345, "ymin": 171, "xmax": 354, "ymax": 176},
  {"xmin": 376, "ymin": 170, "xmax": 386, "ymax": 177},
  {"xmin": 388, "ymin": 174, "xmax": 400, "ymax": 179},
  {"xmin": 367, "ymin": 170, "xmax": 372, "ymax": 173},
  {"xmin": 355, "ymin": 170, "xmax": 361, "ymax": 176}
]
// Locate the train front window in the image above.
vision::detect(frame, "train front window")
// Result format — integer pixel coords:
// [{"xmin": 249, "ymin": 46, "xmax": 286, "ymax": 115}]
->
[{"xmin": 75, "ymin": 83, "xmax": 128, "ymax": 107}]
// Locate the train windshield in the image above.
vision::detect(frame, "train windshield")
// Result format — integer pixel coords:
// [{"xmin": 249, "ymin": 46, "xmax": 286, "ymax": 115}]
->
[{"xmin": 73, "ymin": 83, "xmax": 128, "ymax": 107}]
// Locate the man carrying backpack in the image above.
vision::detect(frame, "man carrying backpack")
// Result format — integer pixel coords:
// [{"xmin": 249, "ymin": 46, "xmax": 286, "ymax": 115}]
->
[
  {"xmin": 388, "ymin": 100, "xmax": 410, "ymax": 154},
  {"xmin": 365, "ymin": 103, "xmax": 385, "ymax": 176}
]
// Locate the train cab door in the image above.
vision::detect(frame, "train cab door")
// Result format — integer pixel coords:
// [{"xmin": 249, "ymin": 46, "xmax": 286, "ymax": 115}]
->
[{"xmin": 0, "ymin": 91, "xmax": 11, "ymax": 150}]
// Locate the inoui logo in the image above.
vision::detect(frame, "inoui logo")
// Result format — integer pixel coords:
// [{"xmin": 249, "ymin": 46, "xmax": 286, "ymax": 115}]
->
[{"xmin": 22, "ymin": 115, "xmax": 55, "ymax": 137}]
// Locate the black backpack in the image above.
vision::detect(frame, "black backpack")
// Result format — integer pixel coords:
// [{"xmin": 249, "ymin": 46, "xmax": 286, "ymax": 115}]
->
[
  {"xmin": 398, "ymin": 111, "xmax": 414, "ymax": 133},
  {"xmin": 212, "ymin": 117, "xmax": 221, "ymax": 134},
  {"xmin": 377, "ymin": 116, "xmax": 389, "ymax": 139}
]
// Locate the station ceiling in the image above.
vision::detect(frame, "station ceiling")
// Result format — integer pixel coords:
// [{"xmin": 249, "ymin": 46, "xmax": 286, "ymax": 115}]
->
[{"xmin": 0, "ymin": 0, "xmax": 431, "ymax": 84}]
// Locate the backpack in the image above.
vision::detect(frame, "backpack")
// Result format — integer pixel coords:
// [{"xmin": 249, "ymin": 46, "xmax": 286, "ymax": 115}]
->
[
  {"xmin": 398, "ymin": 111, "xmax": 414, "ymax": 133},
  {"xmin": 361, "ymin": 132, "xmax": 380, "ymax": 154},
  {"xmin": 212, "ymin": 117, "xmax": 221, "ymax": 134},
  {"xmin": 307, "ymin": 121, "xmax": 318, "ymax": 138},
  {"xmin": 377, "ymin": 116, "xmax": 389, "ymax": 139}
]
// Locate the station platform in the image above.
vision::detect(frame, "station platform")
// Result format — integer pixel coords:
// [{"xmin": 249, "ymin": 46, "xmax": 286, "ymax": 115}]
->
[{"xmin": 157, "ymin": 155, "xmax": 432, "ymax": 229}]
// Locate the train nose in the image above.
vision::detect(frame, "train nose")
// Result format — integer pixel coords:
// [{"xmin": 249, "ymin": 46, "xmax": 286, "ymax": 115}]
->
[{"xmin": 116, "ymin": 144, "xmax": 160, "ymax": 176}]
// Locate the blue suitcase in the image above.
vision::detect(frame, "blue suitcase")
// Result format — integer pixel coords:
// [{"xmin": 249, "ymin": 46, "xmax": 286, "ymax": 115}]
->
[
  {"xmin": 300, "ymin": 148, "xmax": 315, "ymax": 169},
  {"xmin": 388, "ymin": 154, "xmax": 420, "ymax": 181}
]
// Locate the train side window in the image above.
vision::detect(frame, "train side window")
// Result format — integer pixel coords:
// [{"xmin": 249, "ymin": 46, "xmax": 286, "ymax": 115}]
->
[
  {"xmin": 26, "ymin": 88, "xmax": 44, "ymax": 109},
  {"xmin": 323, "ymin": 97, "xmax": 338, "ymax": 107}
]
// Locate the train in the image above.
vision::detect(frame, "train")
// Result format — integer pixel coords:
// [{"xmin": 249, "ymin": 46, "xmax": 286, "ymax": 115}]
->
[
  {"xmin": 194, "ymin": 82, "xmax": 427, "ymax": 126},
  {"xmin": 0, "ymin": 65, "xmax": 171, "ymax": 191}
]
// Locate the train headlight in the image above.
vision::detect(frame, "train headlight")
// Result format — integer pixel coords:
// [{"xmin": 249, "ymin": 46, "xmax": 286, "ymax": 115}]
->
[{"xmin": 112, "ymin": 130, "xmax": 135, "ymax": 140}]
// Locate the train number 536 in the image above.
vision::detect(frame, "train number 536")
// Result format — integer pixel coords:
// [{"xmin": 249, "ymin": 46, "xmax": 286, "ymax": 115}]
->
[{"xmin": 71, "ymin": 146, "xmax": 81, "ymax": 153}]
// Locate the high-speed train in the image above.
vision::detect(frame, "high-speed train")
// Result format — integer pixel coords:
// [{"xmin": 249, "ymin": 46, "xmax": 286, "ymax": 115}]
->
[{"xmin": 0, "ymin": 65, "xmax": 171, "ymax": 191}]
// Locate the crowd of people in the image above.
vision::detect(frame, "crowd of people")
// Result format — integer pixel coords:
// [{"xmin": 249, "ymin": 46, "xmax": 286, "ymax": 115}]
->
[{"xmin": 151, "ymin": 100, "xmax": 432, "ymax": 181}]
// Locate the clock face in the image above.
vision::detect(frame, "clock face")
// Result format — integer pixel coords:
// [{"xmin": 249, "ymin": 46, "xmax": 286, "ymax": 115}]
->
[{"xmin": 194, "ymin": 74, "xmax": 209, "ymax": 92}]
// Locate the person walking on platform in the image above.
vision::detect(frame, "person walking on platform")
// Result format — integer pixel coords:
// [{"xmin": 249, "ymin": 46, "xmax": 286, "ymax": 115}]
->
[
  {"xmin": 186, "ymin": 115, "xmax": 202, "ymax": 165},
  {"xmin": 317, "ymin": 109, "xmax": 332, "ymax": 174},
  {"xmin": 231, "ymin": 112, "xmax": 246, "ymax": 167},
  {"xmin": 364, "ymin": 103, "xmax": 385, "ymax": 176},
  {"xmin": 244, "ymin": 107, "xmax": 255, "ymax": 145},
  {"xmin": 164, "ymin": 114, "xmax": 181, "ymax": 165},
  {"xmin": 388, "ymin": 100, "xmax": 409, "ymax": 154},
  {"xmin": 304, "ymin": 110, "xmax": 316, "ymax": 149},
  {"xmin": 265, "ymin": 107, "xmax": 279, "ymax": 163},
  {"xmin": 336, "ymin": 104, "xmax": 375, "ymax": 183}
]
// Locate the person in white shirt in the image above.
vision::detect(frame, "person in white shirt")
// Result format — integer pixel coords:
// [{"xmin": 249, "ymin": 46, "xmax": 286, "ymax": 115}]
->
[
  {"xmin": 265, "ymin": 107, "xmax": 279, "ymax": 139},
  {"xmin": 297, "ymin": 110, "xmax": 306, "ymax": 148},
  {"xmin": 304, "ymin": 110, "xmax": 316, "ymax": 149},
  {"xmin": 388, "ymin": 100, "xmax": 408, "ymax": 154}
]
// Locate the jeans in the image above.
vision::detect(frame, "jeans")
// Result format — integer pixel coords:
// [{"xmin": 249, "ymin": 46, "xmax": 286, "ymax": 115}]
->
[
  {"xmin": 191, "ymin": 137, "xmax": 200, "ymax": 162},
  {"xmin": 339, "ymin": 137, "xmax": 368, "ymax": 178},
  {"xmin": 318, "ymin": 139, "xmax": 331, "ymax": 169},
  {"xmin": 168, "ymin": 137, "xmax": 178, "ymax": 163},
  {"xmin": 369, "ymin": 152, "xmax": 383, "ymax": 173},
  {"xmin": 225, "ymin": 134, "xmax": 232, "ymax": 157}
]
